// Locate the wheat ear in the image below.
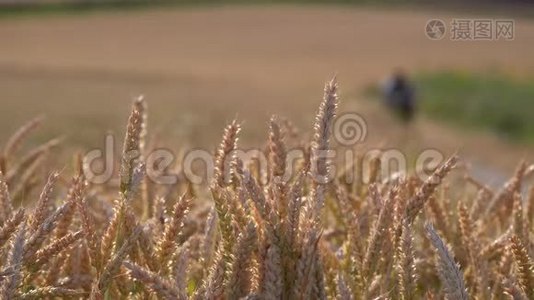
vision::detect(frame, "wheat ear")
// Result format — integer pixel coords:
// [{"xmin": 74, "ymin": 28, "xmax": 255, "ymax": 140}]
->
[
  {"xmin": 0, "ymin": 222, "xmax": 26, "ymax": 299},
  {"xmin": 425, "ymin": 223, "xmax": 468, "ymax": 300},
  {"xmin": 509, "ymin": 235, "xmax": 534, "ymax": 298}
]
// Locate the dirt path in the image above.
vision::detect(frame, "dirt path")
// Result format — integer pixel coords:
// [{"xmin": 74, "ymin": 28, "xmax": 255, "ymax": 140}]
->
[{"xmin": 1, "ymin": 5, "xmax": 534, "ymax": 175}]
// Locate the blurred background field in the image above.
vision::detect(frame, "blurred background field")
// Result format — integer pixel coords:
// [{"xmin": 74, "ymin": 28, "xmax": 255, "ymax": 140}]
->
[
  {"xmin": 365, "ymin": 70, "xmax": 534, "ymax": 142},
  {"xmin": 416, "ymin": 71, "xmax": 534, "ymax": 143},
  {"xmin": 1, "ymin": 0, "xmax": 534, "ymax": 178}
]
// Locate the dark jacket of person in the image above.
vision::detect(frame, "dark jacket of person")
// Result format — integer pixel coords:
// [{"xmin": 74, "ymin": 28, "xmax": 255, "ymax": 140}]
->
[{"xmin": 383, "ymin": 74, "xmax": 415, "ymax": 122}]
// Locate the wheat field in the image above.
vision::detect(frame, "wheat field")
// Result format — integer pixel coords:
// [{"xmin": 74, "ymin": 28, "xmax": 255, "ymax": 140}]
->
[{"xmin": 0, "ymin": 77, "xmax": 532, "ymax": 299}]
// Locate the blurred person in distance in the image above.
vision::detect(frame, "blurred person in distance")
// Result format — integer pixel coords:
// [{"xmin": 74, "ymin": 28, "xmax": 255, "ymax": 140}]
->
[{"xmin": 382, "ymin": 68, "xmax": 416, "ymax": 124}]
